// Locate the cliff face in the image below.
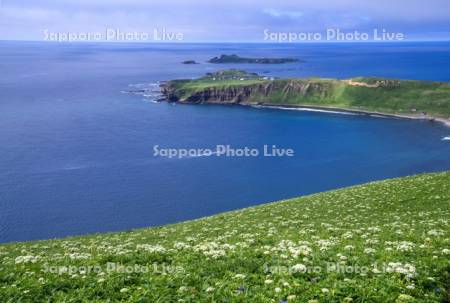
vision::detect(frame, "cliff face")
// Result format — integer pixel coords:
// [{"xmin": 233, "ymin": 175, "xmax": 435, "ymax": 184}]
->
[
  {"xmin": 161, "ymin": 80, "xmax": 336, "ymax": 104},
  {"xmin": 179, "ymin": 85, "xmax": 260, "ymax": 104},
  {"xmin": 162, "ymin": 82, "xmax": 270, "ymax": 104}
]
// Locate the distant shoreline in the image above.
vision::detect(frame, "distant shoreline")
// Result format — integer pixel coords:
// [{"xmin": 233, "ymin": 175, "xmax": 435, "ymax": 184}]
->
[
  {"xmin": 245, "ymin": 103, "xmax": 450, "ymax": 127},
  {"xmin": 160, "ymin": 70, "xmax": 450, "ymax": 128}
]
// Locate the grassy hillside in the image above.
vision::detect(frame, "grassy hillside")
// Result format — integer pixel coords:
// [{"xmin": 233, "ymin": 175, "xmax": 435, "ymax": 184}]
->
[
  {"xmin": 164, "ymin": 71, "xmax": 450, "ymax": 118},
  {"xmin": 1, "ymin": 173, "xmax": 449, "ymax": 302}
]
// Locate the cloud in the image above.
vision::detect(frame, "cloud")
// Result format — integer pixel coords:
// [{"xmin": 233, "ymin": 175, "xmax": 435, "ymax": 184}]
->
[
  {"xmin": 0, "ymin": 0, "xmax": 449, "ymax": 41},
  {"xmin": 263, "ymin": 8, "xmax": 304, "ymax": 19}
]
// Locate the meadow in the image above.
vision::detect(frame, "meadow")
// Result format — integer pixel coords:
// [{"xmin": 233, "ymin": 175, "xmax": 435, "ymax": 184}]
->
[{"xmin": 0, "ymin": 172, "xmax": 449, "ymax": 302}]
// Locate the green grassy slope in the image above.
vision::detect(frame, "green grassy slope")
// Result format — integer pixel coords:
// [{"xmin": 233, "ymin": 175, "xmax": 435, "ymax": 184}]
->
[
  {"xmin": 1, "ymin": 173, "xmax": 450, "ymax": 302},
  {"xmin": 166, "ymin": 72, "xmax": 450, "ymax": 118}
]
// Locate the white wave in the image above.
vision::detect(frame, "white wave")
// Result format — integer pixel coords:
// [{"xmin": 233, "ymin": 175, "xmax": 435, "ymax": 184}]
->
[
  {"xmin": 252, "ymin": 105, "xmax": 359, "ymax": 116},
  {"xmin": 123, "ymin": 82, "xmax": 163, "ymax": 102},
  {"xmin": 369, "ymin": 114, "xmax": 390, "ymax": 119},
  {"xmin": 442, "ymin": 136, "xmax": 450, "ymax": 141},
  {"xmin": 128, "ymin": 82, "xmax": 161, "ymax": 90},
  {"xmin": 63, "ymin": 165, "xmax": 88, "ymax": 170}
]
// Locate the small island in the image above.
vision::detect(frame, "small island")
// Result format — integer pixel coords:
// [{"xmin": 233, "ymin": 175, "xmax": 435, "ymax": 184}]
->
[
  {"xmin": 208, "ymin": 54, "xmax": 301, "ymax": 64},
  {"xmin": 161, "ymin": 70, "xmax": 450, "ymax": 125},
  {"xmin": 182, "ymin": 60, "xmax": 199, "ymax": 64}
]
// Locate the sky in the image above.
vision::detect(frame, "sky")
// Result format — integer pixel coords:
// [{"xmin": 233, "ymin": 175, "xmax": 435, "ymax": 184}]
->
[{"xmin": 0, "ymin": 0, "xmax": 450, "ymax": 42}]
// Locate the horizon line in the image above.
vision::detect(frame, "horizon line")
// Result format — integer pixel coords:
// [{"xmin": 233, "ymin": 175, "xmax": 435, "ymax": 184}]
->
[{"xmin": 1, "ymin": 39, "xmax": 450, "ymax": 44}]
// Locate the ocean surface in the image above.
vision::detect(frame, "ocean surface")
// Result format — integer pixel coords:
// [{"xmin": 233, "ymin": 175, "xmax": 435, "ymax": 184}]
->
[{"xmin": 1, "ymin": 41, "xmax": 450, "ymax": 243}]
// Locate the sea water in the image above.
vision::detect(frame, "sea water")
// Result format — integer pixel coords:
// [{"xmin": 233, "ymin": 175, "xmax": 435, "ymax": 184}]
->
[{"xmin": 1, "ymin": 41, "xmax": 450, "ymax": 242}]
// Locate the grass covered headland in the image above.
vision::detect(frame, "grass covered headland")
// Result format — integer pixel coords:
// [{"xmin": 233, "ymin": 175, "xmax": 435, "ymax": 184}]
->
[
  {"xmin": 1, "ymin": 172, "xmax": 449, "ymax": 302},
  {"xmin": 162, "ymin": 70, "xmax": 450, "ymax": 120}
]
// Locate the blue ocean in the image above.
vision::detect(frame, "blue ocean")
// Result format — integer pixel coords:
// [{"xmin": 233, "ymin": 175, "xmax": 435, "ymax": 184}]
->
[{"xmin": 1, "ymin": 41, "xmax": 450, "ymax": 243}]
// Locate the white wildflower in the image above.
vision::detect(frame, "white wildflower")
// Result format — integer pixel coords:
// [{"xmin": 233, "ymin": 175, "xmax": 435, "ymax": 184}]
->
[
  {"xmin": 15, "ymin": 255, "xmax": 39, "ymax": 264},
  {"xmin": 364, "ymin": 248, "xmax": 376, "ymax": 254},
  {"xmin": 291, "ymin": 263, "xmax": 307, "ymax": 273},
  {"xmin": 344, "ymin": 245, "xmax": 354, "ymax": 251},
  {"xmin": 136, "ymin": 244, "xmax": 166, "ymax": 254},
  {"xmin": 427, "ymin": 229, "xmax": 444, "ymax": 236}
]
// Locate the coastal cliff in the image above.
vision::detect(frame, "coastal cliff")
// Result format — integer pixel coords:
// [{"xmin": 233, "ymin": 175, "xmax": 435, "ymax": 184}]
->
[
  {"xmin": 163, "ymin": 81, "xmax": 272, "ymax": 103},
  {"xmin": 161, "ymin": 70, "xmax": 450, "ymax": 120},
  {"xmin": 161, "ymin": 69, "xmax": 344, "ymax": 105}
]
